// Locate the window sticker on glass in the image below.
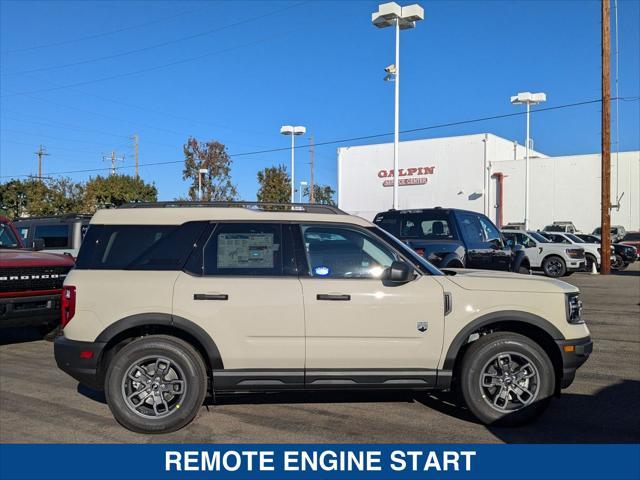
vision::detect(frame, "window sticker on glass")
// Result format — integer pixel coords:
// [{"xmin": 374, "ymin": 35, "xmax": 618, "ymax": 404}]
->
[
  {"xmin": 313, "ymin": 266, "xmax": 331, "ymax": 276},
  {"xmin": 217, "ymin": 233, "xmax": 276, "ymax": 269}
]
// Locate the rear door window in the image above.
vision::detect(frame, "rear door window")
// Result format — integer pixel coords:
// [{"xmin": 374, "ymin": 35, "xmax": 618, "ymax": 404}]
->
[
  {"xmin": 75, "ymin": 222, "xmax": 206, "ymax": 270},
  {"xmin": 34, "ymin": 224, "xmax": 70, "ymax": 248},
  {"xmin": 200, "ymin": 223, "xmax": 294, "ymax": 276}
]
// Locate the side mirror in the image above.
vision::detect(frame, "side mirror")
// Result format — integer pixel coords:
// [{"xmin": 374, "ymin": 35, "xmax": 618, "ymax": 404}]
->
[
  {"xmin": 32, "ymin": 238, "xmax": 45, "ymax": 251},
  {"xmin": 384, "ymin": 260, "xmax": 413, "ymax": 283}
]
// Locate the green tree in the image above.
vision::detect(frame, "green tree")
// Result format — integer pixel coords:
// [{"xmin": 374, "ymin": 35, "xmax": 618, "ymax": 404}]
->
[
  {"xmin": 0, "ymin": 177, "xmax": 84, "ymax": 217},
  {"xmin": 304, "ymin": 184, "xmax": 336, "ymax": 206},
  {"xmin": 82, "ymin": 174, "xmax": 157, "ymax": 213},
  {"xmin": 182, "ymin": 137, "xmax": 237, "ymax": 201},
  {"xmin": 256, "ymin": 165, "xmax": 291, "ymax": 203}
]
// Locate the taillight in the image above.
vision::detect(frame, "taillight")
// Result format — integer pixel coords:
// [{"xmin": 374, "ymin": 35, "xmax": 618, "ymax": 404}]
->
[{"xmin": 61, "ymin": 285, "xmax": 76, "ymax": 328}]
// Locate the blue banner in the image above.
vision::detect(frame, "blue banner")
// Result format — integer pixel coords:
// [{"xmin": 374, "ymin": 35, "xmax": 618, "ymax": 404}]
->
[{"xmin": 1, "ymin": 444, "xmax": 638, "ymax": 480}]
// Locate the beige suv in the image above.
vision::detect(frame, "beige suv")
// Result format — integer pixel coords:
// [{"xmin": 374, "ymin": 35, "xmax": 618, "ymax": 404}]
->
[{"xmin": 54, "ymin": 202, "xmax": 592, "ymax": 433}]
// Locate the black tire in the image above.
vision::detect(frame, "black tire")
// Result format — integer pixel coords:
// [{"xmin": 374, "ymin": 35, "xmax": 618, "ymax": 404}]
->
[
  {"xmin": 585, "ymin": 254, "xmax": 598, "ymax": 271},
  {"xmin": 105, "ymin": 335, "xmax": 207, "ymax": 434},
  {"xmin": 518, "ymin": 264, "xmax": 530, "ymax": 274},
  {"xmin": 542, "ymin": 255, "xmax": 566, "ymax": 278},
  {"xmin": 612, "ymin": 255, "xmax": 627, "ymax": 271},
  {"xmin": 458, "ymin": 332, "xmax": 555, "ymax": 426}
]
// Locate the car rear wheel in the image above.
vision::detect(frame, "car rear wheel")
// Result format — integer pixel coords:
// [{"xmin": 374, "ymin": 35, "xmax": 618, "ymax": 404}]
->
[
  {"xmin": 542, "ymin": 255, "xmax": 566, "ymax": 278},
  {"xmin": 105, "ymin": 335, "xmax": 207, "ymax": 433},
  {"xmin": 458, "ymin": 332, "xmax": 555, "ymax": 426},
  {"xmin": 612, "ymin": 254, "xmax": 627, "ymax": 271}
]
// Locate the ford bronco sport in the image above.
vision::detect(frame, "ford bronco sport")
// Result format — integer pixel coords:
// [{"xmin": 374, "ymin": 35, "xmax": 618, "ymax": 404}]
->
[
  {"xmin": 1, "ymin": 215, "xmax": 75, "ymax": 332},
  {"xmin": 54, "ymin": 202, "xmax": 592, "ymax": 433}
]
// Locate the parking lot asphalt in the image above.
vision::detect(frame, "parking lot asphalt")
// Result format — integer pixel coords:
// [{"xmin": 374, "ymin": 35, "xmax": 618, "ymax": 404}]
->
[{"xmin": 1, "ymin": 266, "xmax": 638, "ymax": 444}]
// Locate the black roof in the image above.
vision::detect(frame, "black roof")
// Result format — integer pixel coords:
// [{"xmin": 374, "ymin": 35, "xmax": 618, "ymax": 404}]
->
[{"xmin": 374, "ymin": 207, "xmax": 482, "ymax": 217}]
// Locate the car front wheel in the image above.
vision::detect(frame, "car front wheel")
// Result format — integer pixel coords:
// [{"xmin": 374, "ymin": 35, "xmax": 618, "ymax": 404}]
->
[
  {"xmin": 105, "ymin": 335, "xmax": 207, "ymax": 433},
  {"xmin": 458, "ymin": 332, "xmax": 555, "ymax": 426},
  {"xmin": 542, "ymin": 255, "xmax": 566, "ymax": 278}
]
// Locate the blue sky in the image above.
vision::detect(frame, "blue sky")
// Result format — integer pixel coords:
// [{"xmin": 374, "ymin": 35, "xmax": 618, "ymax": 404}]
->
[{"xmin": 1, "ymin": 0, "xmax": 638, "ymax": 201}]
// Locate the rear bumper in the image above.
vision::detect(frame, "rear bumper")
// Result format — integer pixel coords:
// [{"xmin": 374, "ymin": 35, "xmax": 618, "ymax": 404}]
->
[
  {"xmin": 0, "ymin": 292, "xmax": 61, "ymax": 329},
  {"xmin": 54, "ymin": 336, "xmax": 106, "ymax": 390},
  {"xmin": 556, "ymin": 336, "xmax": 593, "ymax": 389}
]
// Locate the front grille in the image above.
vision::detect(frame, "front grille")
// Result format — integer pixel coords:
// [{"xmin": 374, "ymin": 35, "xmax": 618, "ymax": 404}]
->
[{"xmin": 0, "ymin": 266, "xmax": 71, "ymax": 293}]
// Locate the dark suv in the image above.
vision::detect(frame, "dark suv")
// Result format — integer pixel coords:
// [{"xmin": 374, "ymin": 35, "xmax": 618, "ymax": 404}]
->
[
  {"xmin": 13, "ymin": 214, "xmax": 91, "ymax": 258},
  {"xmin": 373, "ymin": 208, "xmax": 529, "ymax": 272}
]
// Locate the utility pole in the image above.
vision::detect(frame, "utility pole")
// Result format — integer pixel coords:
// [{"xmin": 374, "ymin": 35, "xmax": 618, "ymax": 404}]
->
[
  {"xmin": 132, "ymin": 134, "xmax": 139, "ymax": 179},
  {"xmin": 34, "ymin": 145, "xmax": 49, "ymax": 180},
  {"xmin": 309, "ymin": 134, "xmax": 315, "ymax": 203},
  {"xmin": 103, "ymin": 151, "xmax": 124, "ymax": 176},
  {"xmin": 600, "ymin": 0, "xmax": 612, "ymax": 274}
]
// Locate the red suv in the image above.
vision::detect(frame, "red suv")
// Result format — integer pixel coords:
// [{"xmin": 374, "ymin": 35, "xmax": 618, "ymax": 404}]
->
[{"xmin": 0, "ymin": 216, "xmax": 75, "ymax": 332}]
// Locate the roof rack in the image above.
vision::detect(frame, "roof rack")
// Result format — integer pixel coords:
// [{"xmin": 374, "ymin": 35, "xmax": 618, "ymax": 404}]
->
[
  {"xmin": 117, "ymin": 201, "xmax": 347, "ymax": 215},
  {"xmin": 12, "ymin": 213, "xmax": 92, "ymax": 221}
]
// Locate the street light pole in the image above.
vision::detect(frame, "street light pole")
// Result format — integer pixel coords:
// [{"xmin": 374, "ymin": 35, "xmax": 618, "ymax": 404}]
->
[
  {"xmin": 372, "ymin": 2, "xmax": 424, "ymax": 211},
  {"xmin": 291, "ymin": 134, "xmax": 296, "ymax": 203},
  {"xmin": 280, "ymin": 125, "xmax": 306, "ymax": 203},
  {"xmin": 393, "ymin": 18, "xmax": 400, "ymax": 210},
  {"xmin": 511, "ymin": 91, "xmax": 546, "ymax": 230}
]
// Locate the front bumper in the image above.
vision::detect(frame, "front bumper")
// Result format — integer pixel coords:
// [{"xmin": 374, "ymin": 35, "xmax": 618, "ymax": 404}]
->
[
  {"xmin": 556, "ymin": 336, "xmax": 593, "ymax": 389},
  {"xmin": 54, "ymin": 335, "xmax": 106, "ymax": 390},
  {"xmin": 566, "ymin": 260, "xmax": 586, "ymax": 272},
  {"xmin": 0, "ymin": 291, "xmax": 61, "ymax": 329}
]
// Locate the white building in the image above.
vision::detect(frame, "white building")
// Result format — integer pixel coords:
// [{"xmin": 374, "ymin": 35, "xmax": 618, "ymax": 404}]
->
[{"xmin": 337, "ymin": 133, "xmax": 639, "ymax": 232}]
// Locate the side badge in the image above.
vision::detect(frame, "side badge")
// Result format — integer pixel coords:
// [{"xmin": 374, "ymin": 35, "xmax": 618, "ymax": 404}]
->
[{"xmin": 417, "ymin": 321, "xmax": 428, "ymax": 333}]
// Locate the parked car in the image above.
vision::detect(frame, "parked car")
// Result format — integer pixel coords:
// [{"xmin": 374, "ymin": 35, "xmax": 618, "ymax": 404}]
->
[
  {"xmin": 502, "ymin": 230, "xmax": 585, "ymax": 278},
  {"xmin": 372, "ymin": 208, "xmax": 530, "ymax": 273},
  {"xmin": 543, "ymin": 222, "xmax": 578, "ymax": 234},
  {"xmin": 593, "ymin": 225, "xmax": 627, "ymax": 243},
  {"xmin": 575, "ymin": 233, "xmax": 638, "ymax": 271},
  {"xmin": 0, "ymin": 215, "xmax": 75, "ymax": 333},
  {"xmin": 620, "ymin": 231, "xmax": 640, "ymax": 250},
  {"xmin": 13, "ymin": 214, "xmax": 91, "ymax": 258},
  {"xmin": 539, "ymin": 232, "xmax": 612, "ymax": 271},
  {"xmin": 55, "ymin": 201, "xmax": 591, "ymax": 433}
]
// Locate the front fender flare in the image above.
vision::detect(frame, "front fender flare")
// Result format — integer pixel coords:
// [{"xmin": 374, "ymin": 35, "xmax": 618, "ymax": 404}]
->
[{"xmin": 441, "ymin": 310, "xmax": 564, "ymax": 371}]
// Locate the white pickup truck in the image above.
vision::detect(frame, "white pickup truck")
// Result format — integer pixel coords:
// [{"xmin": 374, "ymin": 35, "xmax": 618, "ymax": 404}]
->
[{"xmin": 502, "ymin": 230, "xmax": 586, "ymax": 278}]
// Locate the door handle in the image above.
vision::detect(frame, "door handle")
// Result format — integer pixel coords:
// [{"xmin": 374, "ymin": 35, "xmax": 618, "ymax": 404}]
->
[
  {"xmin": 194, "ymin": 293, "xmax": 228, "ymax": 301},
  {"xmin": 317, "ymin": 294, "xmax": 351, "ymax": 301}
]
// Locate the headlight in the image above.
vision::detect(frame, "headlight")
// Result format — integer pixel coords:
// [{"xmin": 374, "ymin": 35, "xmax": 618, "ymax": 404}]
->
[
  {"xmin": 566, "ymin": 293, "xmax": 584, "ymax": 324},
  {"xmin": 566, "ymin": 248, "xmax": 584, "ymax": 259}
]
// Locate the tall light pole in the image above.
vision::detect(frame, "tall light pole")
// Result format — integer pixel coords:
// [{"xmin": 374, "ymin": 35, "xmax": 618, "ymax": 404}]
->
[
  {"xmin": 299, "ymin": 181, "xmax": 308, "ymax": 203},
  {"xmin": 280, "ymin": 125, "xmax": 306, "ymax": 203},
  {"xmin": 372, "ymin": 2, "xmax": 424, "ymax": 210},
  {"xmin": 198, "ymin": 168, "xmax": 208, "ymax": 201},
  {"xmin": 510, "ymin": 91, "xmax": 546, "ymax": 230}
]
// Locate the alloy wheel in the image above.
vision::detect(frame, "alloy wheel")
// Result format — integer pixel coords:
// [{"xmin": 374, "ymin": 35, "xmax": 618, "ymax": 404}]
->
[
  {"xmin": 121, "ymin": 356, "xmax": 187, "ymax": 419},
  {"xmin": 479, "ymin": 352, "xmax": 540, "ymax": 413}
]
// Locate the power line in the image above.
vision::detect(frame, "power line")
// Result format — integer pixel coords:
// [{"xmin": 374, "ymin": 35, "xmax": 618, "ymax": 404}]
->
[
  {"xmin": 0, "ymin": 6, "xmax": 209, "ymax": 54},
  {"xmin": 2, "ymin": 2, "xmax": 306, "ymax": 77},
  {"xmin": 4, "ymin": 96, "xmax": 632, "ymax": 180},
  {"xmin": 1, "ymin": 29, "xmax": 298, "ymax": 98}
]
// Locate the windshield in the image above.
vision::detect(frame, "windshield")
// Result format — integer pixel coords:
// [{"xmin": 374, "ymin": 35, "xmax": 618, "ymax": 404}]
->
[
  {"xmin": 529, "ymin": 231, "xmax": 550, "ymax": 243},
  {"xmin": 0, "ymin": 222, "xmax": 21, "ymax": 249},
  {"xmin": 566, "ymin": 233, "xmax": 584, "ymax": 243},
  {"xmin": 368, "ymin": 226, "xmax": 444, "ymax": 276}
]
